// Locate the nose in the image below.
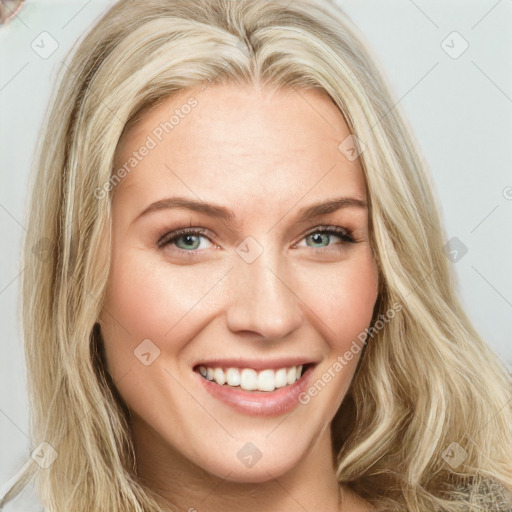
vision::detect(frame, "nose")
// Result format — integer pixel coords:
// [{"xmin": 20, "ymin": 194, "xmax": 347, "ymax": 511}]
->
[{"xmin": 226, "ymin": 248, "xmax": 304, "ymax": 340}]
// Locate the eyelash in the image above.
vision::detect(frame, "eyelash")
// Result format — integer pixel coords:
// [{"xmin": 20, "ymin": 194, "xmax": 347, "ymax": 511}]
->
[{"xmin": 157, "ymin": 225, "xmax": 356, "ymax": 257}]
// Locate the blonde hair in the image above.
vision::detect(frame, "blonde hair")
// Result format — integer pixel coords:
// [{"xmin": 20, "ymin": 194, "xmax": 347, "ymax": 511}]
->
[{"xmin": 2, "ymin": 0, "xmax": 511, "ymax": 510}]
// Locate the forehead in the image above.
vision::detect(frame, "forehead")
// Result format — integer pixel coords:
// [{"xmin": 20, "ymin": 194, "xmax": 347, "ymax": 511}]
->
[{"xmin": 112, "ymin": 83, "xmax": 367, "ymax": 217}]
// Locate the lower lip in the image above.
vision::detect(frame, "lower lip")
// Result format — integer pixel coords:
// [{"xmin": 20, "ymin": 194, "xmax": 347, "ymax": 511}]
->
[{"xmin": 195, "ymin": 365, "xmax": 315, "ymax": 417}]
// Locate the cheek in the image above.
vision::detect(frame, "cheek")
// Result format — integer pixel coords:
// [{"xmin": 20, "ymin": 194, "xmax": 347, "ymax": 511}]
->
[
  {"xmin": 295, "ymin": 251, "xmax": 378, "ymax": 413},
  {"xmin": 102, "ymin": 244, "xmax": 379, "ymax": 340},
  {"xmin": 99, "ymin": 252, "xmax": 176, "ymax": 378},
  {"xmin": 100, "ymin": 243, "xmax": 379, "ymax": 385},
  {"xmin": 298, "ymin": 249, "xmax": 379, "ymax": 348},
  {"xmin": 99, "ymin": 250, "xmax": 227, "ymax": 377}
]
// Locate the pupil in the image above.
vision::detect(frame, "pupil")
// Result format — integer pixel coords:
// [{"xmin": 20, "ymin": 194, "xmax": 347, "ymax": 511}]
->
[
  {"xmin": 311, "ymin": 233, "xmax": 327, "ymax": 247},
  {"xmin": 181, "ymin": 235, "xmax": 198, "ymax": 249}
]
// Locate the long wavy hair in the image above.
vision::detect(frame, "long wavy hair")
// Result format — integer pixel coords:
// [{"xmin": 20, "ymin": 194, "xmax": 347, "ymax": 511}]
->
[{"xmin": 2, "ymin": 0, "xmax": 511, "ymax": 510}]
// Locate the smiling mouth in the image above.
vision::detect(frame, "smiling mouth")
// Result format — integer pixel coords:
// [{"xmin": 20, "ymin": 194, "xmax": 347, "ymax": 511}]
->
[{"xmin": 194, "ymin": 363, "xmax": 313, "ymax": 392}]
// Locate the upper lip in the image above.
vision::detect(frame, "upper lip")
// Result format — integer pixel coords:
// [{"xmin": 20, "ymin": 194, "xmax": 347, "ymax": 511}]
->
[{"xmin": 193, "ymin": 358, "xmax": 317, "ymax": 371}]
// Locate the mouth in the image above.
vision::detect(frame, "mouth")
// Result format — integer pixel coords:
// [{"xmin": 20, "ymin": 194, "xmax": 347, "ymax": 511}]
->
[
  {"xmin": 193, "ymin": 360, "xmax": 317, "ymax": 416},
  {"xmin": 193, "ymin": 363, "xmax": 314, "ymax": 393}
]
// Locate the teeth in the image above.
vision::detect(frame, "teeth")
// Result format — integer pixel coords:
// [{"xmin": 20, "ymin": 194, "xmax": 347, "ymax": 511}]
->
[
  {"xmin": 213, "ymin": 368, "xmax": 225, "ymax": 385},
  {"xmin": 274, "ymin": 368, "xmax": 288, "ymax": 388},
  {"xmin": 226, "ymin": 367, "xmax": 240, "ymax": 386},
  {"xmin": 240, "ymin": 369, "xmax": 258, "ymax": 391},
  {"xmin": 197, "ymin": 364, "xmax": 305, "ymax": 392},
  {"xmin": 257, "ymin": 369, "xmax": 274, "ymax": 392}
]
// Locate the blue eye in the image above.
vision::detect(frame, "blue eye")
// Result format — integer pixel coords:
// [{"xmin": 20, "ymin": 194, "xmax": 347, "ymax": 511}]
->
[
  {"xmin": 301, "ymin": 226, "xmax": 355, "ymax": 248},
  {"xmin": 158, "ymin": 227, "xmax": 214, "ymax": 254},
  {"xmin": 173, "ymin": 233, "xmax": 206, "ymax": 250},
  {"xmin": 157, "ymin": 225, "xmax": 355, "ymax": 257}
]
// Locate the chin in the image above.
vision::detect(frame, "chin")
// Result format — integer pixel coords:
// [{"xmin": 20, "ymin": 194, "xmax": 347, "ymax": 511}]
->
[{"xmin": 193, "ymin": 443, "xmax": 307, "ymax": 484}]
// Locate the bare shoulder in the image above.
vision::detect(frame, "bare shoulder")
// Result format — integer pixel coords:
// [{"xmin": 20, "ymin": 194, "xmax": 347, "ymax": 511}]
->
[{"xmin": 341, "ymin": 486, "xmax": 378, "ymax": 511}]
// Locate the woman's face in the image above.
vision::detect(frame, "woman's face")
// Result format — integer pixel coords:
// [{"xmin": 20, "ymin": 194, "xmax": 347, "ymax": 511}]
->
[{"xmin": 99, "ymin": 83, "xmax": 379, "ymax": 483}]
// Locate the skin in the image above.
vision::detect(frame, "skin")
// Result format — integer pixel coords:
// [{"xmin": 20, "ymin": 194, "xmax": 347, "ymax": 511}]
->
[{"xmin": 98, "ymin": 82, "xmax": 379, "ymax": 512}]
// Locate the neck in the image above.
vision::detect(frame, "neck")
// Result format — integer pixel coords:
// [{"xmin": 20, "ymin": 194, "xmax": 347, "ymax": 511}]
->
[{"xmin": 133, "ymin": 419, "xmax": 343, "ymax": 512}]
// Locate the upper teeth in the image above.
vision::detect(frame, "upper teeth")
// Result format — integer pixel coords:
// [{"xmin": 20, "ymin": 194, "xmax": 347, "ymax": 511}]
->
[{"xmin": 197, "ymin": 365, "xmax": 304, "ymax": 392}]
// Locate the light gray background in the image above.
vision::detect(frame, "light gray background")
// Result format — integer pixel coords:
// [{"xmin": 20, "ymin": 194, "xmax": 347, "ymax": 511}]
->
[{"xmin": 1, "ymin": 0, "xmax": 511, "ymax": 509}]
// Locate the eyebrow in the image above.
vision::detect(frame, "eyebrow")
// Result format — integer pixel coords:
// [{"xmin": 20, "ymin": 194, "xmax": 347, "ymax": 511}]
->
[{"xmin": 134, "ymin": 195, "xmax": 367, "ymax": 226}]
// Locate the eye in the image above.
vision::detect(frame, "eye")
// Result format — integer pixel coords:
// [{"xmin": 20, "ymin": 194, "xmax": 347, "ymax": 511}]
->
[
  {"xmin": 296, "ymin": 225, "xmax": 355, "ymax": 250},
  {"xmin": 157, "ymin": 225, "xmax": 356, "ymax": 258},
  {"xmin": 157, "ymin": 227, "xmax": 215, "ymax": 256}
]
